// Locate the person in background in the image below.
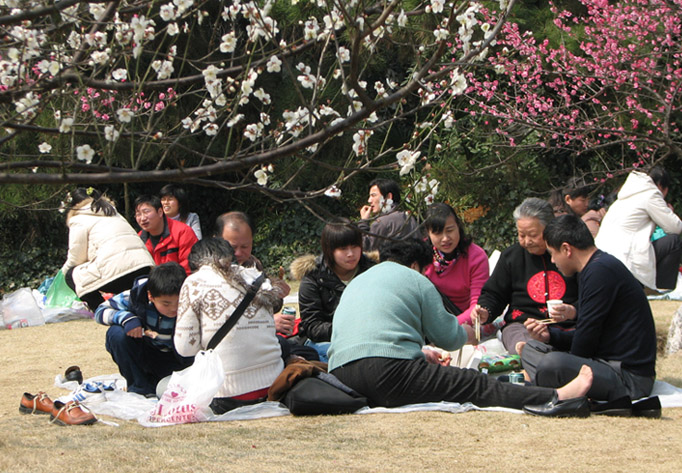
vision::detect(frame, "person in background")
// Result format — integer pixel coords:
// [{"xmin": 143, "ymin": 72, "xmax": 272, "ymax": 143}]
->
[
  {"xmin": 95, "ymin": 263, "xmax": 193, "ymax": 396},
  {"xmin": 471, "ymin": 198, "xmax": 579, "ymax": 355},
  {"xmin": 595, "ymin": 166, "xmax": 682, "ymax": 290},
  {"xmin": 159, "ymin": 184, "xmax": 202, "ymax": 240},
  {"xmin": 549, "ymin": 177, "xmax": 591, "ymax": 218},
  {"xmin": 358, "ymin": 178, "xmax": 420, "ymax": 251},
  {"xmin": 62, "ymin": 187, "xmax": 154, "ymax": 310},
  {"xmin": 174, "ymin": 238, "xmax": 284, "ymax": 414},
  {"xmin": 423, "ymin": 203, "xmax": 489, "ymax": 327},
  {"xmin": 135, "ymin": 194, "xmax": 198, "ymax": 275},
  {"xmin": 293, "ymin": 220, "xmax": 376, "ymax": 361}
]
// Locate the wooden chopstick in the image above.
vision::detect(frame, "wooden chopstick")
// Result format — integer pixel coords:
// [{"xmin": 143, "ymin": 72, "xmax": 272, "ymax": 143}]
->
[
  {"xmin": 474, "ymin": 317, "xmax": 480, "ymax": 343},
  {"xmin": 538, "ymin": 318, "xmax": 559, "ymax": 324}
]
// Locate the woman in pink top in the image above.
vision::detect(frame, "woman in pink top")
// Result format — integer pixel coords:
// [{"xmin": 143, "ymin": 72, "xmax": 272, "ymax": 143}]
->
[{"xmin": 424, "ymin": 203, "xmax": 489, "ymax": 326}]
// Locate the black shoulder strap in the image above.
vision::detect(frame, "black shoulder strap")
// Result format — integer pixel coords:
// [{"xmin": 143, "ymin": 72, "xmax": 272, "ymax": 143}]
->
[{"xmin": 207, "ymin": 274, "xmax": 265, "ymax": 350}]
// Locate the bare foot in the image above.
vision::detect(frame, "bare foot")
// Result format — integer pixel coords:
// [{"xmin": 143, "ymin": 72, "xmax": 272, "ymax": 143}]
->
[
  {"xmin": 556, "ymin": 365, "xmax": 593, "ymax": 401},
  {"xmin": 515, "ymin": 341, "xmax": 526, "ymax": 357}
]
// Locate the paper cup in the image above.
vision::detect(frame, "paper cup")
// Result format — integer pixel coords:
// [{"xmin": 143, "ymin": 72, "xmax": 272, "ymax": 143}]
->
[{"xmin": 546, "ymin": 299, "xmax": 563, "ymax": 316}]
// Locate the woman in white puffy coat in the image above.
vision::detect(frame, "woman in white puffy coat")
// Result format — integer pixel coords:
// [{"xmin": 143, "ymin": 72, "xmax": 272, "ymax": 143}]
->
[
  {"xmin": 62, "ymin": 188, "xmax": 154, "ymax": 310},
  {"xmin": 595, "ymin": 168, "xmax": 682, "ymax": 290}
]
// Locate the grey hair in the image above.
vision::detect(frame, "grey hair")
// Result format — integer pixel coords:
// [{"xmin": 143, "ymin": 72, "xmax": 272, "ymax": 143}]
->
[
  {"xmin": 513, "ymin": 197, "xmax": 555, "ymax": 227},
  {"xmin": 188, "ymin": 237, "xmax": 234, "ymax": 273}
]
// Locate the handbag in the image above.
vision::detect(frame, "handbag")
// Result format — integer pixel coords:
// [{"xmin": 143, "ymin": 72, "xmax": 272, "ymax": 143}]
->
[
  {"xmin": 142, "ymin": 275, "xmax": 265, "ymax": 426},
  {"xmin": 282, "ymin": 373, "xmax": 368, "ymax": 416}
]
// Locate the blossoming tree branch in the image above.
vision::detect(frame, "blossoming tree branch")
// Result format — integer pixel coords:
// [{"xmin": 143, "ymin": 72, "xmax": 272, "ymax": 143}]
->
[
  {"xmin": 0, "ymin": 0, "xmax": 515, "ymax": 209},
  {"xmin": 460, "ymin": 0, "xmax": 682, "ymax": 182}
]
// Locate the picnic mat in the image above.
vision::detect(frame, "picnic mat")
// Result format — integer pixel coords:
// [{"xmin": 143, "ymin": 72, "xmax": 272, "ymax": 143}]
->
[{"xmin": 54, "ymin": 373, "xmax": 682, "ymax": 427}]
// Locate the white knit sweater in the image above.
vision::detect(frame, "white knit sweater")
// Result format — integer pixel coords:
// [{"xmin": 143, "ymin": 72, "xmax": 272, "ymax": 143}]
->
[{"xmin": 174, "ymin": 265, "xmax": 283, "ymax": 398}]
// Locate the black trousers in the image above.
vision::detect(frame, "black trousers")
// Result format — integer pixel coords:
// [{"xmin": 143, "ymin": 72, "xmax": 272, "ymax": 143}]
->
[
  {"xmin": 653, "ymin": 234, "xmax": 682, "ymax": 290},
  {"xmin": 331, "ymin": 357, "xmax": 555, "ymax": 410},
  {"xmin": 65, "ymin": 266, "xmax": 151, "ymax": 310},
  {"xmin": 521, "ymin": 340, "xmax": 654, "ymax": 401}
]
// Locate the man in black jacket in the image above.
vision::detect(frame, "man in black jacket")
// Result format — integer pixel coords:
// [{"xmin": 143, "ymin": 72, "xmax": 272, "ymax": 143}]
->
[{"xmin": 521, "ymin": 215, "xmax": 656, "ymax": 403}]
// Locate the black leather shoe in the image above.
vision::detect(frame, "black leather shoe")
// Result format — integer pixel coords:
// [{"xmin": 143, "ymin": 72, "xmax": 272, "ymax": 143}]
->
[
  {"xmin": 632, "ymin": 396, "xmax": 661, "ymax": 419},
  {"xmin": 523, "ymin": 394, "xmax": 590, "ymax": 418},
  {"xmin": 590, "ymin": 396, "xmax": 632, "ymax": 417},
  {"xmin": 65, "ymin": 366, "xmax": 83, "ymax": 384}
]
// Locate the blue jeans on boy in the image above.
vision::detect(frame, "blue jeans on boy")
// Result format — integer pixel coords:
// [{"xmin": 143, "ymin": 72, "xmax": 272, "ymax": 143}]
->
[{"xmin": 105, "ymin": 325, "xmax": 192, "ymax": 395}]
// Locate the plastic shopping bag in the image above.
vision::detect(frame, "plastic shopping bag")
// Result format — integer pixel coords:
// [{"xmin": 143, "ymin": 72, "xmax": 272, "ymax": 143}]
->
[
  {"xmin": 140, "ymin": 350, "xmax": 225, "ymax": 427},
  {"xmin": 44, "ymin": 270, "xmax": 80, "ymax": 308},
  {"xmin": 1, "ymin": 287, "xmax": 45, "ymax": 329}
]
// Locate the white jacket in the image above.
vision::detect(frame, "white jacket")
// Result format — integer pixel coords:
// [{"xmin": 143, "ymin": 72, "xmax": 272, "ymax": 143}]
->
[
  {"xmin": 62, "ymin": 199, "xmax": 155, "ymax": 296},
  {"xmin": 595, "ymin": 171, "xmax": 682, "ymax": 289},
  {"xmin": 174, "ymin": 264, "xmax": 283, "ymax": 398}
]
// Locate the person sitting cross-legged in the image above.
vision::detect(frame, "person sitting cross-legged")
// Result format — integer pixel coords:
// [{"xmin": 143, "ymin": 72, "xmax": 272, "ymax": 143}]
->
[
  {"xmin": 521, "ymin": 214, "xmax": 657, "ymax": 406},
  {"xmin": 95, "ymin": 262, "xmax": 194, "ymax": 396},
  {"xmin": 328, "ymin": 239, "xmax": 595, "ymax": 418}
]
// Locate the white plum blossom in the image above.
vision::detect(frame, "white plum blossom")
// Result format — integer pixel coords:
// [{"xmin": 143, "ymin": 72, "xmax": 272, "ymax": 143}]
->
[
  {"xmin": 430, "ymin": 0, "xmax": 445, "ymax": 14},
  {"xmin": 59, "ymin": 117, "xmax": 74, "ymax": 133},
  {"xmin": 203, "ymin": 123, "xmax": 219, "ymax": 136},
  {"xmin": 352, "ymin": 129, "xmax": 373, "ymax": 156},
  {"xmin": 167, "ymin": 23, "xmax": 179, "ymax": 35},
  {"xmin": 173, "ymin": 0, "xmax": 193, "ymax": 15},
  {"xmin": 451, "ymin": 70, "xmax": 467, "ymax": 95},
  {"xmin": 111, "ymin": 68, "xmax": 127, "ymax": 81},
  {"xmin": 397, "ymin": 10, "xmax": 408, "ymax": 27},
  {"xmin": 117, "ymin": 108, "xmax": 133, "ymax": 123},
  {"xmin": 202, "ymin": 64, "xmax": 221, "ymax": 83},
  {"xmin": 266, "ymin": 55, "xmax": 282, "ymax": 73},
  {"xmin": 337, "ymin": 46, "xmax": 350, "ymax": 63},
  {"xmin": 247, "ymin": 16, "xmax": 279, "ymax": 41},
  {"xmin": 380, "ymin": 196, "xmax": 394, "ymax": 214},
  {"xmin": 323, "ymin": 9, "xmax": 343, "ymax": 31},
  {"xmin": 254, "ymin": 88, "xmax": 271, "ymax": 104},
  {"xmin": 434, "ymin": 27, "xmax": 449, "ymax": 41},
  {"xmin": 152, "ymin": 60, "xmax": 174, "ymax": 79},
  {"xmin": 90, "ymin": 50, "xmax": 110, "ymax": 66},
  {"xmin": 304, "ymin": 18, "xmax": 319, "ymax": 40},
  {"xmin": 226, "ymin": 114, "xmax": 244, "ymax": 127},
  {"xmin": 76, "ymin": 144, "xmax": 95, "ymax": 164},
  {"xmin": 443, "ymin": 111, "xmax": 456, "ymax": 128},
  {"xmin": 244, "ymin": 123, "xmax": 263, "ymax": 142},
  {"xmin": 160, "ymin": 4, "xmax": 176, "ymax": 21},
  {"xmin": 15, "ymin": 92, "xmax": 39, "ymax": 118},
  {"xmin": 38, "ymin": 142, "xmax": 52, "ymax": 154},
  {"xmin": 396, "ymin": 149, "xmax": 420, "ymax": 175},
  {"xmin": 254, "ymin": 167, "xmax": 269, "ymax": 186},
  {"xmin": 104, "ymin": 125, "xmax": 120, "ymax": 142},
  {"xmin": 220, "ymin": 32, "xmax": 237, "ymax": 53},
  {"xmin": 241, "ymin": 69, "xmax": 259, "ymax": 96},
  {"xmin": 324, "ymin": 185, "xmax": 342, "ymax": 198},
  {"xmin": 260, "ymin": 112, "xmax": 271, "ymax": 126}
]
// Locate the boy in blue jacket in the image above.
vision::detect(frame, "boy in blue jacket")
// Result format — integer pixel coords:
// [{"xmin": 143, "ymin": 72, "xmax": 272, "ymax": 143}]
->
[{"xmin": 95, "ymin": 262, "xmax": 193, "ymax": 396}]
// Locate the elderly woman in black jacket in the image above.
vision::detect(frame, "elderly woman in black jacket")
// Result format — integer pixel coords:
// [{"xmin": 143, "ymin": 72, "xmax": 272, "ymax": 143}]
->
[{"xmin": 292, "ymin": 219, "xmax": 375, "ymax": 361}]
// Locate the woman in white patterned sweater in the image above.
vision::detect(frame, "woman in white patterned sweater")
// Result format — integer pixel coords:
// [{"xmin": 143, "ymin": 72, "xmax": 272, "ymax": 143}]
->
[{"xmin": 174, "ymin": 238, "xmax": 284, "ymax": 414}]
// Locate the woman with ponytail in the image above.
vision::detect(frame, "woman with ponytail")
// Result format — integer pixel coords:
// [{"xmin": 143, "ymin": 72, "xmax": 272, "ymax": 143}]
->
[{"xmin": 62, "ymin": 187, "xmax": 154, "ymax": 310}]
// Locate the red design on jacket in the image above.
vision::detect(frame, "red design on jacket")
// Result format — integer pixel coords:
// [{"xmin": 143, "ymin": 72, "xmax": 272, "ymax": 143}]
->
[{"xmin": 526, "ymin": 270, "xmax": 567, "ymax": 303}]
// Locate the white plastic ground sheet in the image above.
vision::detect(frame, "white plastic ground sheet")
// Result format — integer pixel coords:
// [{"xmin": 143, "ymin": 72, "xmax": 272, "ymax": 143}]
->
[{"xmin": 54, "ymin": 374, "xmax": 682, "ymax": 427}]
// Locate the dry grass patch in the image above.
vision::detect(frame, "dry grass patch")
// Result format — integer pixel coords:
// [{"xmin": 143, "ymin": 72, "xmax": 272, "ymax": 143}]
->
[{"xmin": 1, "ymin": 301, "xmax": 681, "ymax": 472}]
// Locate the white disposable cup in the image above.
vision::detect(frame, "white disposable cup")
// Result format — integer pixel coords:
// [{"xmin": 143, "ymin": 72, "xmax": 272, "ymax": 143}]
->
[{"xmin": 546, "ymin": 299, "xmax": 563, "ymax": 317}]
